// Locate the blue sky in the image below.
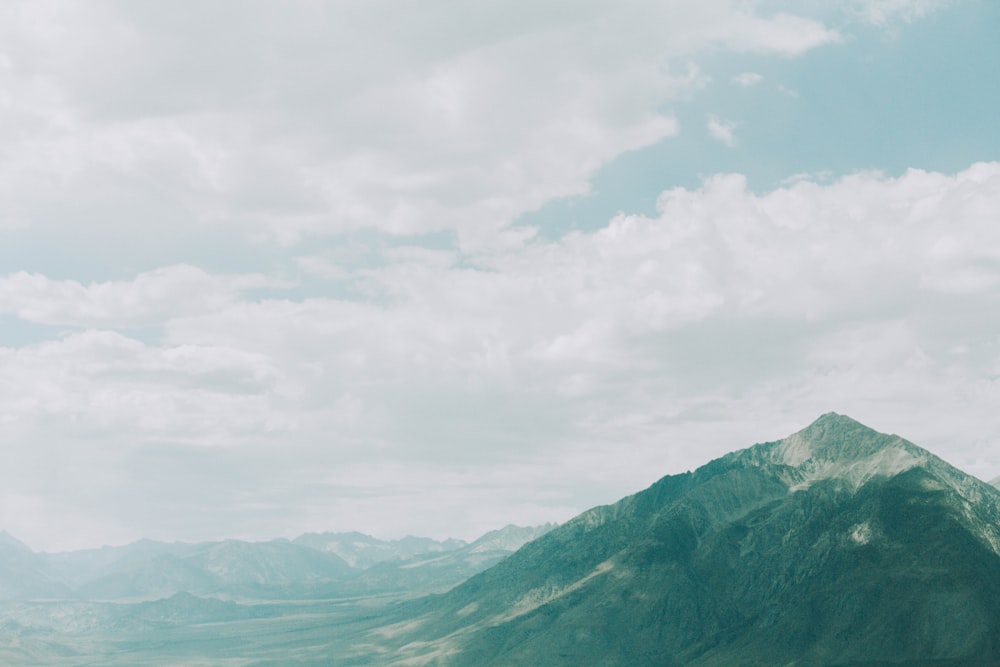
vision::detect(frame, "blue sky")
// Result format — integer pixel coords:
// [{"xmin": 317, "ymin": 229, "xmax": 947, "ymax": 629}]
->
[
  {"xmin": 1, "ymin": 0, "xmax": 998, "ymax": 551},
  {"xmin": 525, "ymin": 0, "xmax": 1000, "ymax": 234}
]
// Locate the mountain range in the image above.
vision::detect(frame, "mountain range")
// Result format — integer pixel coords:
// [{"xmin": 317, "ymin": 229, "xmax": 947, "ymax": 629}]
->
[
  {"xmin": 0, "ymin": 524, "xmax": 553, "ymax": 602},
  {"xmin": 0, "ymin": 523, "xmax": 554, "ymax": 664},
  {"xmin": 3, "ymin": 413, "xmax": 999, "ymax": 665}
]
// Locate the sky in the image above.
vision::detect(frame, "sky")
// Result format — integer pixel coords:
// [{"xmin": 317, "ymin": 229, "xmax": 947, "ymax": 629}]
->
[{"xmin": 1, "ymin": 0, "xmax": 999, "ymax": 552}]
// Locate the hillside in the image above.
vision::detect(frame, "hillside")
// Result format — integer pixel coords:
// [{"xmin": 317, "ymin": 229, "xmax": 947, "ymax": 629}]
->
[{"xmin": 376, "ymin": 413, "xmax": 1000, "ymax": 666}]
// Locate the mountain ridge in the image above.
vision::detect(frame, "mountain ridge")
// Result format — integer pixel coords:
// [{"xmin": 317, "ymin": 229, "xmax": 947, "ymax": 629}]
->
[
  {"xmin": 0, "ymin": 524, "xmax": 552, "ymax": 603},
  {"xmin": 372, "ymin": 413, "xmax": 1000, "ymax": 666}
]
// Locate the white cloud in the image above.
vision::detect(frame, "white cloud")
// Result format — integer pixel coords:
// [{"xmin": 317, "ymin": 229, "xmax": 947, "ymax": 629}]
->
[
  {"xmin": 849, "ymin": 0, "xmax": 956, "ymax": 26},
  {"xmin": 0, "ymin": 1, "xmax": 838, "ymax": 250},
  {"xmin": 0, "ymin": 330, "xmax": 284, "ymax": 435},
  {"xmin": 707, "ymin": 116, "xmax": 740, "ymax": 146},
  {"xmin": 712, "ymin": 12, "xmax": 841, "ymax": 55},
  {"xmin": 776, "ymin": 84, "xmax": 801, "ymax": 98},
  {"xmin": 0, "ymin": 265, "xmax": 277, "ymax": 328},
  {"xmin": 6, "ymin": 163, "xmax": 1000, "ymax": 548},
  {"xmin": 733, "ymin": 72, "xmax": 764, "ymax": 87}
]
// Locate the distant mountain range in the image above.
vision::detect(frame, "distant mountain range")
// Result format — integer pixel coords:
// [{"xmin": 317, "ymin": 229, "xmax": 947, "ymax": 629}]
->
[
  {"xmin": 0, "ymin": 531, "xmax": 74, "ymax": 600},
  {"xmin": 0, "ymin": 524, "xmax": 553, "ymax": 602},
  {"xmin": 373, "ymin": 413, "xmax": 1000, "ymax": 665},
  {"xmin": 336, "ymin": 524, "xmax": 556, "ymax": 597},
  {"xmin": 292, "ymin": 531, "xmax": 468, "ymax": 568}
]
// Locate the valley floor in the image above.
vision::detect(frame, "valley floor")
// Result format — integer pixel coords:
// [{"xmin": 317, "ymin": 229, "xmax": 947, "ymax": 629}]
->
[{"xmin": 0, "ymin": 593, "xmax": 415, "ymax": 666}]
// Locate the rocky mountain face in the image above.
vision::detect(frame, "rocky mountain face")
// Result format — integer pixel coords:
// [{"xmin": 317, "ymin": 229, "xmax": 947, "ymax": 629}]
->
[{"xmin": 377, "ymin": 414, "xmax": 1000, "ymax": 666}]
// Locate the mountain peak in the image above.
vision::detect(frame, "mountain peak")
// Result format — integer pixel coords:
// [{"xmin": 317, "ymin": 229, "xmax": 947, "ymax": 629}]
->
[
  {"xmin": 742, "ymin": 413, "xmax": 929, "ymax": 491},
  {"xmin": 800, "ymin": 411, "xmax": 880, "ymax": 440},
  {"xmin": 467, "ymin": 524, "xmax": 556, "ymax": 553},
  {"xmin": 0, "ymin": 530, "xmax": 33, "ymax": 554},
  {"xmin": 818, "ymin": 410, "xmax": 881, "ymax": 429}
]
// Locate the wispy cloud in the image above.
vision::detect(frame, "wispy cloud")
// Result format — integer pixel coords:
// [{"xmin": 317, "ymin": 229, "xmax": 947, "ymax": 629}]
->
[
  {"xmin": 849, "ymin": 0, "xmax": 956, "ymax": 26},
  {"xmin": 707, "ymin": 116, "xmax": 741, "ymax": 147},
  {"xmin": 776, "ymin": 84, "xmax": 801, "ymax": 99},
  {"xmin": 733, "ymin": 72, "xmax": 764, "ymax": 87}
]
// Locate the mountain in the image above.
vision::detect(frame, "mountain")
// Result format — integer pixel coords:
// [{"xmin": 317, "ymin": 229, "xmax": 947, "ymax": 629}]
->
[
  {"xmin": 1, "ymin": 525, "xmax": 549, "ymax": 604},
  {"xmin": 991, "ymin": 475, "xmax": 1000, "ymax": 490},
  {"xmin": 0, "ymin": 525, "xmax": 555, "ymax": 664},
  {"xmin": 0, "ymin": 532, "xmax": 73, "ymax": 600},
  {"xmin": 75, "ymin": 538, "xmax": 354, "ymax": 599},
  {"xmin": 42, "ymin": 539, "xmax": 195, "ymax": 589},
  {"xmin": 464, "ymin": 524, "xmax": 556, "ymax": 554},
  {"xmin": 374, "ymin": 413, "xmax": 1000, "ymax": 666},
  {"xmin": 341, "ymin": 523, "xmax": 557, "ymax": 596},
  {"xmin": 292, "ymin": 531, "xmax": 466, "ymax": 568},
  {"xmin": 43, "ymin": 534, "xmax": 430, "ymax": 599}
]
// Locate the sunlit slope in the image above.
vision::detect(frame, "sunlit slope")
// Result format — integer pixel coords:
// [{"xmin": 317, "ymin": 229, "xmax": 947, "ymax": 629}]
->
[{"xmin": 381, "ymin": 414, "xmax": 1000, "ymax": 666}]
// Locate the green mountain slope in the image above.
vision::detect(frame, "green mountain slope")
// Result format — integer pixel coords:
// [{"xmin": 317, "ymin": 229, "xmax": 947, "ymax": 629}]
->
[{"xmin": 377, "ymin": 413, "xmax": 1000, "ymax": 666}]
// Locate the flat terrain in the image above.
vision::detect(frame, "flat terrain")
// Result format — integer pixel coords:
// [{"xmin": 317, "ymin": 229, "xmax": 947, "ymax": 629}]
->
[{"xmin": 0, "ymin": 593, "xmax": 415, "ymax": 666}]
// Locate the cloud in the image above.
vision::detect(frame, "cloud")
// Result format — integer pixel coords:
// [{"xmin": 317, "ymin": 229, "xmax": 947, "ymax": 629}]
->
[
  {"xmin": 0, "ymin": 265, "xmax": 277, "ymax": 328},
  {"xmin": 733, "ymin": 72, "xmax": 764, "ymax": 87},
  {"xmin": 848, "ymin": 0, "xmax": 956, "ymax": 26},
  {"xmin": 5, "ymin": 162, "xmax": 1000, "ymax": 548},
  {"xmin": 713, "ymin": 12, "xmax": 840, "ymax": 56},
  {"xmin": 707, "ymin": 116, "xmax": 740, "ymax": 146},
  {"xmin": 0, "ymin": 329, "xmax": 284, "ymax": 435},
  {"xmin": 0, "ymin": 1, "xmax": 839, "ymax": 251},
  {"xmin": 776, "ymin": 84, "xmax": 801, "ymax": 98}
]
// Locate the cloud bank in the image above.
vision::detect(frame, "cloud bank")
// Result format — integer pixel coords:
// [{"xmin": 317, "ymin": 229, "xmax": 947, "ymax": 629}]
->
[
  {"xmin": 3, "ymin": 162, "xmax": 998, "ymax": 549},
  {"xmin": 0, "ymin": 0, "xmax": 838, "ymax": 253}
]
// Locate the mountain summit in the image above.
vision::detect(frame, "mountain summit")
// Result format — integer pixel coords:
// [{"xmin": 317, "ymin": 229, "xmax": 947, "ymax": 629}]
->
[
  {"xmin": 376, "ymin": 414, "xmax": 1000, "ymax": 666},
  {"xmin": 748, "ymin": 412, "xmax": 930, "ymax": 472},
  {"xmin": 736, "ymin": 412, "xmax": 973, "ymax": 492}
]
